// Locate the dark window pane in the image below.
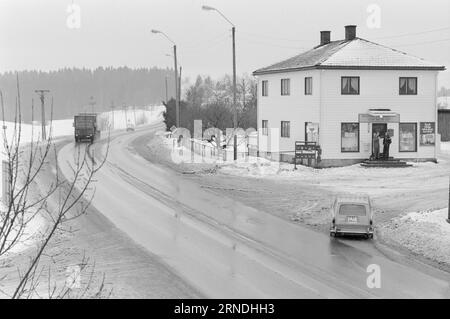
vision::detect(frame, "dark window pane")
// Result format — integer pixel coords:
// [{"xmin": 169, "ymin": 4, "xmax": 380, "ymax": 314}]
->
[
  {"xmin": 342, "ymin": 78, "xmax": 349, "ymax": 94},
  {"xmin": 408, "ymin": 78, "xmax": 417, "ymax": 94},
  {"xmin": 351, "ymin": 78, "xmax": 359, "ymax": 94},
  {"xmin": 400, "ymin": 78, "xmax": 407, "ymax": 94}
]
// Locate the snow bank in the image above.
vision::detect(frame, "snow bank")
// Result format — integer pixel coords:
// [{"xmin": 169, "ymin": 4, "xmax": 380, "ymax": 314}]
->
[
  {"xmin": 0, "ymin": 203, "xmax": 45, "ymax": 257},
  {"xmin": 379, "ymin": 209, "xmax": 450, "ymax": 266}
]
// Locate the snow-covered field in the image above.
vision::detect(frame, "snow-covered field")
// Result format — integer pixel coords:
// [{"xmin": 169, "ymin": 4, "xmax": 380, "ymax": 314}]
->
[
  {"xmin": 379, "ymin": 209, "xmax": 450, "ymax": 265},
  {"xmin": 156, "ymin": 135, "xmax": 450, "ymax": 268},
  {"xmin": 0, "ymin": 105, "xmax": 165, "ymax": 256}
]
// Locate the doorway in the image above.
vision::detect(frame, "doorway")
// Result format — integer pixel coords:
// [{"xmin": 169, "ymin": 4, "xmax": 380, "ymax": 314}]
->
[{"xmin": 372, "ymin": 123, "xmax": 387, "ymax": 158}]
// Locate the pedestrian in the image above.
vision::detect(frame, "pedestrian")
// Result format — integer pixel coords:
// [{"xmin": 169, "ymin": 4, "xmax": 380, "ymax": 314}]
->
[
  {"xmin": 383, "ymin": 132, "xmax": 392, "ymax": 160},
  {"xmin": 372, "ymin": 132, "xmax": 380, "ymax": 160}
]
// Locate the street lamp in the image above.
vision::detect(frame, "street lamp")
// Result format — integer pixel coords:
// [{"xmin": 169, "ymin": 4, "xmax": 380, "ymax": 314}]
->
[
  {"xmin": 151, "ymin": 29, "xmax": 180, "ymax": 128},
  {"xmin": 202, "ymin": 5, "xmax": 238, "ymax": 161}
]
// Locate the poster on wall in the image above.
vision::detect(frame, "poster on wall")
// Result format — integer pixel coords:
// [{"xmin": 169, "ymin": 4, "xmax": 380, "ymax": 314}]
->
[
  {"xmin": 305, "ymin": 122, "xmax": 319, "ymax": 143},
  {"xmin": 419, "ymin": 122, "xmax": 435, "ymax": 146}
]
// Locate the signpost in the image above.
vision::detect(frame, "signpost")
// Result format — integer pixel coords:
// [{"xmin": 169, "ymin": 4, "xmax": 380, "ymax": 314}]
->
[
  {"xmin": 294, "ymin": 141, "xmax": 321, "ymax": 169},
  {"xmin": 448, "ymin": 176, "xmax": 450, "ymax": 224}
]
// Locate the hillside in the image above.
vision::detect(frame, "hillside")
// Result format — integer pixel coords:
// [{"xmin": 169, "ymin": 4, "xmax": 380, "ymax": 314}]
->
[{"xmin": 0, "ymin": 67, "xmax": 175, "ymax": 122}]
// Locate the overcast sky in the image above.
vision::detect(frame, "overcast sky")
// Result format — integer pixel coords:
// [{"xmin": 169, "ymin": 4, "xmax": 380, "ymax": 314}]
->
[{"xmin": 1, "ymin": 0, "xmax": 449, "ymax": 87}]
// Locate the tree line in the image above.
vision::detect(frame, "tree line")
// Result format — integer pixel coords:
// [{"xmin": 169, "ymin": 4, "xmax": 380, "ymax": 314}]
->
[{"xmin": 0, "ymin": 67, "xmax": 175, "ymax": 122}]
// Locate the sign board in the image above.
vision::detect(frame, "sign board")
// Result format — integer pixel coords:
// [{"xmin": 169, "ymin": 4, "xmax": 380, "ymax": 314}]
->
[
  {"xmin": 359, "ymin": 114, "xmax": 400, "ymax": 123},
  {"xmin": 294, "ymin": 141, "xmax": 321, "ymax": 168},
  {"xmin": 420, "ymin": 122, "xmax": 435, "ymax": 146}
]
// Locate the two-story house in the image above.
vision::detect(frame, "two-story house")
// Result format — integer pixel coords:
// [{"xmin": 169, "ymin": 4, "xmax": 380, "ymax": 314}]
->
[{"xmin": 253, "ymin": 25, "xmax": 446, "ymax": 167}]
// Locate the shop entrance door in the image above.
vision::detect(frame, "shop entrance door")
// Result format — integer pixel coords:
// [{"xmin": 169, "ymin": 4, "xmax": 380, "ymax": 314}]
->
[{"xmin": 372, "ymin": 123, "xmax": 387, "ymax": 158}]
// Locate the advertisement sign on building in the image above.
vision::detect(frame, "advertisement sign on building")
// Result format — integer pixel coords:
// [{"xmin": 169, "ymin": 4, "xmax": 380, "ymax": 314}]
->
[{"xmin": 420, "ymin": 122, "xmax": 436, "ymax": 146}]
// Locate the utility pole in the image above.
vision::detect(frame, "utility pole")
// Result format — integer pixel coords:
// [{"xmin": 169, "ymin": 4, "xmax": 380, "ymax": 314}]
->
[
  {"xmin": 232, "ymin": 26, "xmax": 238, "ymax": 160},
  {"xmin": 151, "ymin": 29, "xmax": 179, "ymax": 127},
  {"xmin": 178, "ymin": 66, "xmax": 182, "ymax": 106},
  {"xmin": 89, "ymin": 96, "xmax": 96, "ymax": 113},
  {"xmin": 174, "ymin": 45, "xmax": 180, "ymax": 127},
  {"xmin": 202, "ymin": 5, "xmax": 238, "ymax": 160},
  {"xmin": 34, "ymin": 90, "xmax": 50, "ymax": 140},
  {"xmin": 165, "ymin": 76, "xmax": 169, "ymax": 104},
  {"xmin": 447, "ymin": 176, "xmax": 450, "ymax": 223}
]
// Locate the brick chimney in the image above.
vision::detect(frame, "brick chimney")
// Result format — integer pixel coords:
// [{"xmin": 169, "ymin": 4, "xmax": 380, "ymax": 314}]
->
[
  {"xmin": 345, "ymin": 25, "xmax": 357, "ymax": 41},
  {"xmin": 320, "ymin": 31, "xmax": 331, "ymax": 46}
]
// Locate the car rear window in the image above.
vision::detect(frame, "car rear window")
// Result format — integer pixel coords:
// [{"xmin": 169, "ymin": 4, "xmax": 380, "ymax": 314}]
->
[{"xmin": 338, "ymin": 204, "xmax": 366, "ymax": 216}]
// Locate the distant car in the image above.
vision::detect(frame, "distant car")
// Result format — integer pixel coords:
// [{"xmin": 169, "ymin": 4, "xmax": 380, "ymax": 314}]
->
[
  {"xmin": 330, "ymin": 195, "xmax": 374, "ymax": 239},
  {"xmin": 126, "ymin": 125, "xmax": 135, "ymax": 132}
]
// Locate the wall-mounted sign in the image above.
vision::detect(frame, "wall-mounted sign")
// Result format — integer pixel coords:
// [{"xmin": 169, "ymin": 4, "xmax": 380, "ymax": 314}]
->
[
  {"xmin": 419, "ymin": 122, "xmax": 435, "ymax": 146},
  {"xmin": 359, "ymin": 114, "xmax": 400, "ymax": 123}
]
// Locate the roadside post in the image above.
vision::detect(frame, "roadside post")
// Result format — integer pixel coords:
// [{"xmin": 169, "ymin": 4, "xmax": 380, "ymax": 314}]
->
[{"xmin": 447, "ymin": 176, "xmax": 450, "ymax": 223}]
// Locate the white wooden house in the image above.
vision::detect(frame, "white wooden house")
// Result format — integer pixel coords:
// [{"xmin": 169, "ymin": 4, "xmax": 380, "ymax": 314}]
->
[{"xmin": 253, "ymin": 25, "xmax": 446, "ymax": 167}]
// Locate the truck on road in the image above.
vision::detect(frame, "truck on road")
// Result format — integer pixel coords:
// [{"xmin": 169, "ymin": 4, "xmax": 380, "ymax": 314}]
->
[{"xmin": 74, "ymin": 113, "xmax": 100, "ymax": 143}]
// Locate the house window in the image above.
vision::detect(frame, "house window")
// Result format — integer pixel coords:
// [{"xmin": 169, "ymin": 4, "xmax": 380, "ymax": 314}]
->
[
  {"xmin": 399, "ymin": 123, "xmax": 417, "ymax": 152},
  {"xmin": 341, "ymin": 77, "xmax": 360, "ymax": 95},
  {"xmin": 281, "ymin": 121, "xmax": 290, "ymax": 138},
  {"xmin": 305, "ymin": 77, "xmax": 313, "ymax": 95},
  {"xmin": 341, "ymin": 123, "xmax": 359, "ymax": 152},
  {"xmin": 262, "ymin": 120, "xmax": 268, "ymax": 136},
  {"xmin": 262, "ymin": 80, "xmax": 268, "ymax": 97},
  {"xmin": 399, "ymin": 77, "xmax": 417, "ymax": 95},
  {"xmin": 281, "ymin": 79, "xmax": 290, "ymax": 96}
]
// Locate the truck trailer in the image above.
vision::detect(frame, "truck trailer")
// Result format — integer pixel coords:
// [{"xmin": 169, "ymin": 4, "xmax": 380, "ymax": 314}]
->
[{"xmin": 74, "ymin": 113, "xmax": 100, "ymax": 143}]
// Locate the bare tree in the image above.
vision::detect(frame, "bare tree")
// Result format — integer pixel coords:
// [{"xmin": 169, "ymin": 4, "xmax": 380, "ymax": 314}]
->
[{"xmin": 0, "ymin": 74, "xmax": 110, "ymax": 299}]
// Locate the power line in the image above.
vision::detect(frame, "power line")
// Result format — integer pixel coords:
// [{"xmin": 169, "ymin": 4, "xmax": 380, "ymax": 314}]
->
[
  {"xmin": 391, "ymin": 37, "xmax": 450, "ymax": 47},
  {"xmin": 372, "ymin": 26, "xmax": 450, "ymax": 40}
]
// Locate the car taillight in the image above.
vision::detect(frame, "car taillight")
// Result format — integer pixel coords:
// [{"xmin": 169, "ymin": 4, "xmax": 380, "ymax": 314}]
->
[{"xmin": 370, "ymin": 220, "xmax": 373, "ymax": 225}]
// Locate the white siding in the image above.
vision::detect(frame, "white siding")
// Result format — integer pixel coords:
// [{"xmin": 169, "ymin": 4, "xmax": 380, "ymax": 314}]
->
[
  {"xmin": 320, "ymin": 69, "xmax": 437, "ymax": 160},
  {"xmin": 257, "ymin": 68, "xmax": 439, "ymax": 161},
  {"xmin": 257, "ymin": 70, "xmax": 321, "ymax": 154}
]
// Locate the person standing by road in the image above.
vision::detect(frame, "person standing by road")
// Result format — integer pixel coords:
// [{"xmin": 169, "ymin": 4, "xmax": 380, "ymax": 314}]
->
[
  {"xmin": 372, "ymin": 132, "xmax": 380, "ymax": 159},
  {"xmin": 383, "ymin": 132, "xmax": 392, "ymax": 160}
]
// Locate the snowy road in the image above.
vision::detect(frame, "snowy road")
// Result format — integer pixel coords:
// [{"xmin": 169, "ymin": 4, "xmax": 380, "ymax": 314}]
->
[{"xmin": 58, "ymin": 125, "xmax": 450, "ymax": 298}]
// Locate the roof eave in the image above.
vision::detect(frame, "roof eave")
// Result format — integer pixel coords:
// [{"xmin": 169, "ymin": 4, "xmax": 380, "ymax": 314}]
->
[
  {"xmin": 252, "ymin": 65, "xmax": 319, "ymax": 76},
  {"xmin": 317, "ymin": 65, "xmax": 446, "ymax": 71},
  {"xmin": 253, "ymin": 65, "xmax": 446, "ymax": 76}
]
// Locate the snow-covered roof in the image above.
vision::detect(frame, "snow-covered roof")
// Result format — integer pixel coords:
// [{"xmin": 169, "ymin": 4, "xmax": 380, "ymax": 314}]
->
[{"xmin": 253, "ymin": 38, "xmax": 445, "ymax": 75}]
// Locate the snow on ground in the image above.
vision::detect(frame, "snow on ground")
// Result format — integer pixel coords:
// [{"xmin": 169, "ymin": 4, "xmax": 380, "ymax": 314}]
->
[
  {"xmin": 153, "ymin": 134, "xmax": 450, "ymax": 268},
  {"xmin": 379, "ymin": 209, "xmax": 450, "ymax": 266},
  {"xmin": 163, "ymin": 134, "xmax": 449, "ymax": 197},
  {"xmin": 0, "ymin": 202, "xmax": 45, "ymax": 256},
  {"xmin": 0, "ymin": 105, "xmax": 165, "ymax": 256}
]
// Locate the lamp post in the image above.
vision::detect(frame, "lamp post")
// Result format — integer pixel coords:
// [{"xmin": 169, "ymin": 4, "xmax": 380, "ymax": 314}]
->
[
  {"xmin": 202, "ymin": 5, "xmax": 238, "ymax": 160},
  {"xmin": 447, "ymin": 176, "xmax": 450, "ymax": 223},
  {"xmin": 151, "ymin": 29, "xmax": 180, "ymax": 128}
]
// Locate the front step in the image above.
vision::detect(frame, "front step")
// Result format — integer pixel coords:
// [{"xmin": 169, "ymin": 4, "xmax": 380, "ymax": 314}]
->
[{"xmin": 361, "ymin": 159, "xmax": 412, "ymax": 168}]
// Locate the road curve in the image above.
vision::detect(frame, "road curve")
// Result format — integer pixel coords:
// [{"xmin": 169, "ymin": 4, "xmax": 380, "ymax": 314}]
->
[{"xmin": 58, "ymin": 125, "xmax": 450, "ymax": 298}]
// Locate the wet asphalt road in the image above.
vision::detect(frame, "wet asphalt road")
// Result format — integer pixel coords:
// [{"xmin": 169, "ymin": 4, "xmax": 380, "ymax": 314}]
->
[{"xmin": 58, "ymin": 125, "xmax": 450, "ymax": 298}]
